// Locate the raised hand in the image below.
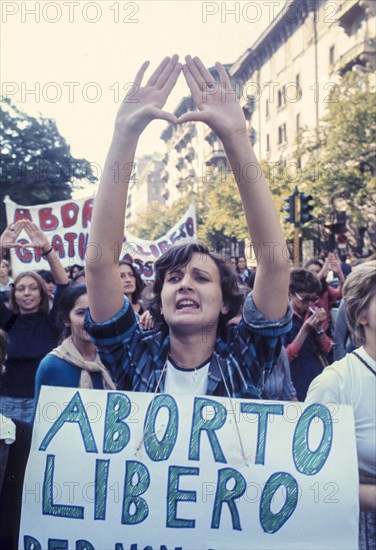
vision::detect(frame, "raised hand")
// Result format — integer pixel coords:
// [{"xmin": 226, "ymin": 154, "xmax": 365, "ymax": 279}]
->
[
  {"xmin": 114, "ymin": 55, "xmax": 182, "ymax": 137},
  {"xmin": 22, "ymin": 220, "xmax": 50, "ymax": 252},
  {"xmin": 0, "ymin": 221, "xmax": 24, "ymax": 252},
  {"xmin": 178, "ymin": 56, "xmax": 247, "ymax": 143}
]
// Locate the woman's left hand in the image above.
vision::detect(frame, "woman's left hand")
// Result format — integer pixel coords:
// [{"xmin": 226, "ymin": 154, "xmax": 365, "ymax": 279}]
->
[
  {"xmin": 22, "ymin": 220, "xmax": 51, "ymax": 253},
  {"xmin": 139, "ymin": 310, "xmax": 154, "ymax": 330}
]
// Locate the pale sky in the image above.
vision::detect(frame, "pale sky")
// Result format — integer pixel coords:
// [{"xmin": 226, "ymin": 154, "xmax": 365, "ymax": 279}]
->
[{"xmin": 1, "ymin": 0, "xmax": 288, "ymax": 196}]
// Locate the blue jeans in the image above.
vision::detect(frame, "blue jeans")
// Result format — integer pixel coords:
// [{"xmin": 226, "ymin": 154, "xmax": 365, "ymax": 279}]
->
[{"xmin": 0, "ymin": 396, "xmax": 35, "ymax": 423}]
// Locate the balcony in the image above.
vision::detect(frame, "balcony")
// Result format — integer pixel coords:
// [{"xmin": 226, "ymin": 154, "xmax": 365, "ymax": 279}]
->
[
  {"xmin": 337, "ymin": 39, "xmax": 376, "ymax": 74},
  {"xmin": 205, "ymin": 148, "xmax": 227, "ymax": 166},
  {"xmin": 338, "ymin": 1, "xmax": 365, "ymax": 34},
  {"xmin": 184, "ymin": 146, "xmax": 195, "ymax": 162},
  {"xmin": 161, "ymin": 169, "xmax": 169, "ymax": 182},
  {"xmin": 175, "ymin": 157, "xmax": 184, "ymax": 171}
]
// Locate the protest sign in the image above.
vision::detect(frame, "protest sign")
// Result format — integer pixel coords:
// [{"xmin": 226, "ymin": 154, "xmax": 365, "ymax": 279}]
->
[
  {"xmin": 20, "ymin": 387, "xmax": 359, "ymax": 549},
  {"xmin": 4, "ymin": 195, "xmax": 94, "ymax": 274},
  {"xmin": 5, "ymin": 197, "xmax": 196, "ymax": 279},
  {"xmin": 122, "ymin": 203, "xmax": 197, "ymax": 281}
]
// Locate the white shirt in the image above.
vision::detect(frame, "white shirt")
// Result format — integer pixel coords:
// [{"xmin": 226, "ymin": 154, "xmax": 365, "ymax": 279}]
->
[
  {"xmin": 164, "ymin": 356, "xmax": 210, "ymax": 396},
  {"xmin": 305, "ymin": 347, "xmax": 376, "ymax": 476},
  {"xmin": 0, "ymin": 414, "xmax": 16, "ymax": 444}
]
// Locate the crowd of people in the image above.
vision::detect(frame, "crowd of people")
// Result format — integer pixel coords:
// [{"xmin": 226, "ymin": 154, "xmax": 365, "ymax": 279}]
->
[{"xmin": 0, "ymin": 55, "xmax": 374, "ymax": 549}]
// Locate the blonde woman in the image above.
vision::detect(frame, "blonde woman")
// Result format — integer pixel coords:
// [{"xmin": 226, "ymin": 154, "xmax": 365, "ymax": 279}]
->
[{"xmin": 306, "ymin": 261, "xmax": 375, "ymax": 548}]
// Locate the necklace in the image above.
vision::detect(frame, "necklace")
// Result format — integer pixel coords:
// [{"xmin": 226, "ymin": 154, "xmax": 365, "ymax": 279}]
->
[{"xmin": 352, "ymin": 351, "xmax": 376, "ymax": 377}]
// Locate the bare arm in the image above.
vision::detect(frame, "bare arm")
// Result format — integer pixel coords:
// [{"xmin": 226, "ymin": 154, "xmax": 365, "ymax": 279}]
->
[
  {"xmin": 360, "ymin": 483, "xmax": 376, "ymax": 512},
  {"xmin": 86, "ymin": 56, "xmax": 181, "ymax": 322},
  {"xmin": 178, "ymin": 57, "xmax": 289, "ymax": 320}
]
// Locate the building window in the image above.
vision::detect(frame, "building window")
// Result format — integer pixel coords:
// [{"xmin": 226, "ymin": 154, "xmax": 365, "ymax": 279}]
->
[
  {"xmin": 278, "ymin": 123, "xmax": 287, "ymax": 145},
  {"xmin": 296, "ymin": 113, "xmax": 301, "ymax": 131},
  {"xmin": 266, "ymin": 134, "xmax": 270, "ymax": 152},
  {"xmin": 277, "ymin": 86, "xmax": 286, "ymax": 109},
  {"xmin": 329, "ymin": 45, "xmax": 335, "ymax": 66},
  {"xmin": 266, "ymin": 99, "xmax": 269, "ymax": 119},
  {"xmin": 296, "ymin": 73, "xmax": 302, "ymax": 99}
]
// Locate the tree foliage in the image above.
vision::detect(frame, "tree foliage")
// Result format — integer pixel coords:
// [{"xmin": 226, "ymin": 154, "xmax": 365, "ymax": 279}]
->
[{"xmin": 0, "ymin": 97, "xmax": 96, "ymax": 232}]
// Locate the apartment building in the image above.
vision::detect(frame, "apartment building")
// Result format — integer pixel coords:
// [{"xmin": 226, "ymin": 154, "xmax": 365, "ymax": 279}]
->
[
  {"xmin": 159, "ymin": 0, "xmax": 375, "ymax": 207},
  {"xmin": 125, "ymin": 154, "xmax": 165, "ymax": 229}
]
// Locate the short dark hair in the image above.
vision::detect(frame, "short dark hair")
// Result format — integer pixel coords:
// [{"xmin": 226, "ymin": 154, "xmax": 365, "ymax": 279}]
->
[
  {"xmin": 119, "ymin": 260, "xmax": 145, "ymax": 304},
  {"xmin": 289, "ymin": 268, "xmax": 322, "ymax": 295},
  {"xmin": 57, "ymin": 283, "xmax": 87, "ymax": 342},
  {"xmin": 37, "ymin": 269, "xmax": 55, "ymax": 284},
  {"xmin": 147, "ymin": 242, "xmax": 243, "ymax": 334}
]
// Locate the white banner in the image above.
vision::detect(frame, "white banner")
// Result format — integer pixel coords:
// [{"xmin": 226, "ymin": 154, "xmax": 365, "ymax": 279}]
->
[
  {"xmin": 5, "ymin": 195, "xmax": 94, "ymax": 274},
  {"xmin": 123, "ymin": 203, "xmax": 197, "ymax": 281},
  {"xmin": 5, "ymin": 197, "xmax": 196, "ymax": 280},
  {"xmin": 19, "ymin": 387, "xmax": 359, "ymax": 549}
]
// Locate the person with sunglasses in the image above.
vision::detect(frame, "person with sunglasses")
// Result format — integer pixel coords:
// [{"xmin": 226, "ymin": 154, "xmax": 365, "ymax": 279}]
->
[{"xmin": 284, "ymin": 268, "xmax": 333, "ymax": 400}]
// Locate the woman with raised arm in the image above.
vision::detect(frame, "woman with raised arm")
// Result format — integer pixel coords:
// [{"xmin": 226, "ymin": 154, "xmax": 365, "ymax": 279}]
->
[
  {"xmin": 0, "ymin": 220, "xmax": 69, "ymax": 422},
  {"xmin": 84, "ymin": 55, "xmax": 291, "ymax": 397}
]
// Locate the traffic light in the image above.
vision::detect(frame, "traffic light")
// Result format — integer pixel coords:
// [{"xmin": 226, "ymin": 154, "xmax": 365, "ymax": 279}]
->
[
  {"xmin": 283, "ymin": 194, "xmax": 295, "ymax": 224},
  {"xmin": 300, "ymin": 193, "xmax": 314, "ymax": 224}
]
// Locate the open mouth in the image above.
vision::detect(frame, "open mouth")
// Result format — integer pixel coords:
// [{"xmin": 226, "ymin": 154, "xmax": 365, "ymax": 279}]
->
[{"xmin": 176, "ymin": 299, "xmax": 199, "ymax": 310}]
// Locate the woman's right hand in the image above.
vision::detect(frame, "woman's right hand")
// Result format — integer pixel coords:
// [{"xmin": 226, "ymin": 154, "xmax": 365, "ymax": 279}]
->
[
  {"xmin": 114, "ymin": 55, "xmax": 181, "ymax": 138},
  {"xmin": 0, "ymin": 220, "xmax": 24, "ymax": 252}
]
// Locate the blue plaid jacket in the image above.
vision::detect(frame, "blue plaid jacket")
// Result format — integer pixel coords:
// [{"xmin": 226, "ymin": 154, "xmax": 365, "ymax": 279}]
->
[{"xmin": 85, "ymin": 292, "xmax": 292, "ymax": 399}]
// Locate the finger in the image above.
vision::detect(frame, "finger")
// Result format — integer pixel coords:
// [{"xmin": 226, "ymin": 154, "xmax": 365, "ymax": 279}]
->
[
  {"xmin": 185, "ymin": 56, "xmax": 211, "ymax": 92},
  {"xmin": 215, "ymin": 61, "xmax": 232, "ymax": 90},
  {"xmin": 146, "ymin": 56, "xmax": 170, "ymax": 86},
  {"xmin": 150, "ymin": 107, "xmax": 178, "ymax": 125},
  {"xmin": 155, "ymin": 54, "xmax": 180, "ymax": 89},
  {"xmin": 181, "ymin": 63, "xmax": 201, "ymax": 97},
  {"xmin": 133, "ymin": 60, "xmax": 150, "ymax": 88},
  {"xmin": 161, "ymin": 62, "xmax": 182, "ymax": 97},
  {"xmin": 177, "ymin": 111, "xmax": 209, "ymax": 125},
  {"xmin": 192, "ymin": 56, "xmax": 216, "ymax": 86}
]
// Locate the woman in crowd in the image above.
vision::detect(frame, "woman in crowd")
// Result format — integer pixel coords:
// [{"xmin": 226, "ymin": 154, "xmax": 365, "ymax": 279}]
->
[
  {"xmin": 84, "ymin": 55, "xmax": 291, "ymax": 398},
  {"xmin": 119, "ymin": 260, "xmax": 145, "ymax": 314},
  {"xmin": 0, "ymin": 220, "xmax": 69, "ymax": 422},
  {"xmin": 0, "ymin": 259, "xmax": 12, "ymax": 293},
  {"xmin": 284, "ymin": 268, "xmax": 333, "ymax": 401},
  {"xmin": 35, "ymin": 284, "xmax": 115, "ymax": 403},
  {"xmin": 304, "ymin": 253, "xmax": 345, "ymax": 336},
  {"xmin": 306, "ymin": 261, "xmax": 375, "ymax": 549}
]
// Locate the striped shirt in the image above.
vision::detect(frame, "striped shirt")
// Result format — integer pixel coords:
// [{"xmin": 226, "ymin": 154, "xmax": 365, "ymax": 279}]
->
[{"xmin": 84, "ymin": 292, "xmax": 292, "ymax": 399}]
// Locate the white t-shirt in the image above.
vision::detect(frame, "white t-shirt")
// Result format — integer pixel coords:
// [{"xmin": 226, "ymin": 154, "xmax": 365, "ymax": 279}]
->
[
  {"xmin": 164, "ymin": 356, "xmax": 210, "ymax": 396},
  {"xmin": 305, "ymin": 347, "xmax": 376, "ymax": 476}
]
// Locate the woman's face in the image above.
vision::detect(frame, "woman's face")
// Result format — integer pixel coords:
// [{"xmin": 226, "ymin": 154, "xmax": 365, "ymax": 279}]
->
[
  {"xmin": 0, "ymin": 261, "xmax": 8, "ymax": 279},
  {"xmin": 359, "ymin": 293, "xmax": 376, "ymax": 347},
  {"xmin": 119, "ymin": 264, "xmax": 137, "ymax": 297},
  {"xmin": 67, "ymin": 293, "xmax": 91, "ymax": 344},
  {"xmin": 160, "ymin": 253, "xmax": 228, "ymax": 336},
  {"xmin": 14, "ymin": 275, "xmax": 42, "ymax": 314},
  {"xmin": 71, "ymin": 266, "xmax": 81, "ymax": 279}
]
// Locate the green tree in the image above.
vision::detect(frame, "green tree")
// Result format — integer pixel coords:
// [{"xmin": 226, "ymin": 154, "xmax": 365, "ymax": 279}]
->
[
  {"xmin": 295, "ymin": 70, "xmax": 376, "ymax": 254},
  {"xmin": 0, "ymin": 97, "xmax": 96, "ymax": 232}
]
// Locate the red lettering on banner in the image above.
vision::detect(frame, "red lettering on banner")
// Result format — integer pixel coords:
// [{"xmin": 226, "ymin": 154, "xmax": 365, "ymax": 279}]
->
[
  {"xmin": 52, "ymin": 235, "xmax": 65, "ymax": 258},
  {"xmin": 186, "ymin": 217, "xmax": 194, "ymax": 237},
  {"xmin": 133, "ymin": 259, "xmax": 144, "ymax": 276},
  {"xmin": 64, "ymin": 233, "xmax": 78, "ymax": 257},
  {"xmin": 158, "ymin": 240, "xmax": 170, "ymax": 254},
  {"xmin": 14, "ymin": 209, "xmax": 33, "ymax": 223},
  {"xmin": 149, "ymin": 244, "xmax": 160, "ymax": 258},
  {"xmin": 78, "ymin": 233, "xmax": 88, "ymax": 260},
  {"xmin": 39, "ymin": 208, "xmax": 59, "ymax": 231},
  {"xmin": 136, "ymin": 245, "xmax": 152, "ymax": 257},
  {"xmin": 82, "ymin": 199, "xmax": 94, "ymax": 228},
  {"xmin": 15, "ymin": 240, "xmax": 32, "ymax": 263},
  {"xmin": 143, "ymin": 260, "xmax": 154, "ymax": 278},
  {"xmin": 61, "ymin": 202, "xmax": 79, "ymax": 228}
]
